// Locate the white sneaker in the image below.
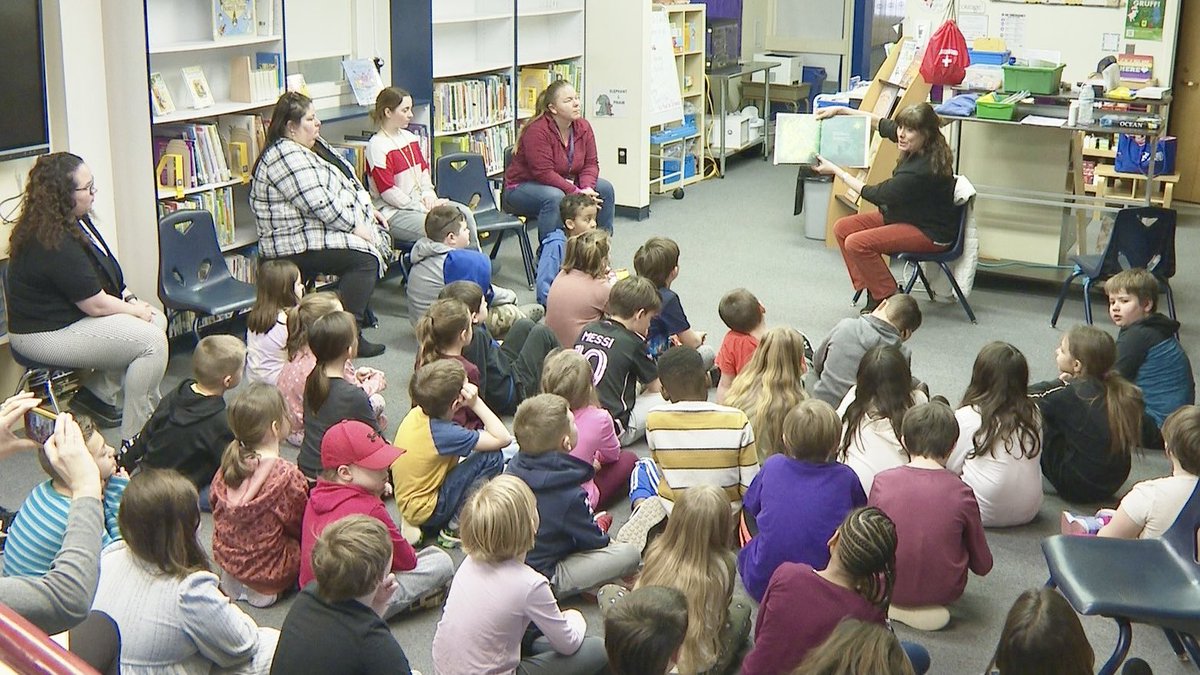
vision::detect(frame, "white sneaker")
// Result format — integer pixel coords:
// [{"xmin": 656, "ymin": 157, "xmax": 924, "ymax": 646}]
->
[
  {"xmin": 615, "ymin": 497, "xmax": 668, "ymax": 553},
  {"xmin": 397, "ymin": 511, "xmax": 422, "ymax": 546},
  {"xmin": 219, "ymin": 570, "xmax": 278, "ymax": 608},
  {"xmin": 888, "ymin": 604, "xmax": 951, "ymax": 631}
]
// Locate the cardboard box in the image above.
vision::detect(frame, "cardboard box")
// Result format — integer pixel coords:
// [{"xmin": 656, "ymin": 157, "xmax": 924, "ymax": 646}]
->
[
  {"xmin": 709, "ymin": 112, "xmax": 752, "ymax": 149},
  {"xmin": 751, "ymin": 52, "xmax": 804, "ymax": 84}
]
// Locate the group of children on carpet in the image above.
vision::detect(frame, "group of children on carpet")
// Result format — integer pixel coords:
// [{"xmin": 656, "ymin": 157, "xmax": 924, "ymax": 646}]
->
[{"xmin": 3, "ymin": 91, "xmax": 1196, "ymax": 675}]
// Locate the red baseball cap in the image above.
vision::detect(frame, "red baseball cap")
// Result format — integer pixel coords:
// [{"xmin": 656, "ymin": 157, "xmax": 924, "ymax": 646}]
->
[{"xmin": 320, "ymin": 420, "xmax": 402, "ymax": 470}]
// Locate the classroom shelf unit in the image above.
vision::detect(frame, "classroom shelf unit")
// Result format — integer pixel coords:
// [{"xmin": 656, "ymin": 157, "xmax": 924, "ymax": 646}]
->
[
  {"xmin": 391, "ymin": 0, "xmax": 585, "ymax": 181},
  {"xmin": 651, "ymin": 4, "xmax": 706, "ymax": 195},
  {"xmin": 142, "ymin": 0, "xmax": 284, "ymax": 337}
]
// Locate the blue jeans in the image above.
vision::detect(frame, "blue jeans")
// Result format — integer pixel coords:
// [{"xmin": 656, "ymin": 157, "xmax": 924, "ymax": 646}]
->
[
  {"xmin": 504, "ymin": 177, "xmax": 615, "ymax": 243},
  {"xmin": 902, "ymin": 641, "xmax": 931, "ymax": 674},
  {"xmin": 422, "ymin": 450, "xmax": 505, "ymax": 537}
]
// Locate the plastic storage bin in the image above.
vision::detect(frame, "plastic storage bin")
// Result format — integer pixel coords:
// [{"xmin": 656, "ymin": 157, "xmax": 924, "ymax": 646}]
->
[
  {"xmin": 801, "ymin": 66, "xmax": 827, "ymax": 109},
  {"xmin": 967, "ymin": 49, "xmax": 1011, "ymax": 66},
  {"xmin": 803, "ymin": 175, "xmax": 833, "ymax": 240},
  {"xmin": 662, "ymin": 156, "xmax": 697, "ymax": 185},
  {"xmin": 975, "ymin": 95, "xmax": 1016, "ymax": 121},
  {"xmin": 963, "ymin": 65, "xmax": 1003, "ymax": 91},
  {"xmin": 1002, "ymin": 64, "xmax": 1066, "ymax": 95}
]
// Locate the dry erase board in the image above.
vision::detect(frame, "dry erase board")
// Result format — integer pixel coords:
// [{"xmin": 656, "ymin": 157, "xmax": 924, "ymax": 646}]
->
[{"xmin": 648, "ymin": 10, "xmax": 684, "ymax": 127}]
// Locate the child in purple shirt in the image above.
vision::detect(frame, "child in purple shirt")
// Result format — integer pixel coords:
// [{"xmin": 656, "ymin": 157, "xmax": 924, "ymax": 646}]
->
[
  {"xmin": 869, "ymin": 401, "xmax": 993, "ymax": 632},
  {"xmin": 738, "ymin": 400, "xmax": 866, "ymax": 602}
]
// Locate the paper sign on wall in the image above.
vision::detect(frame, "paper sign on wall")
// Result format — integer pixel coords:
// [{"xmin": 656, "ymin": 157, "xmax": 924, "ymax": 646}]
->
[
  {"xmin": 1125, "ymin": 0, "xmax": 1166, "ymax": 41},
  {"xmin": 961, "ymin": 0, "xmax": 986, "ymax": 12},
  {"xmin": 999, "ymin": 13, "xmax": 1027, "ymax": 50},
  {"xmin": 959, "ymin": 14, "xmax": 989, "ymax": 42},
  {"xmin": 592, "ymin": 89, "xmax": 629, "ymax": 118}
]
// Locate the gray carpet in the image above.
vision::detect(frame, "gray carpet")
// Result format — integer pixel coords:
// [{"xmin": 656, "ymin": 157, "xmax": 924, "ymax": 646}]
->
[{"xmin": 2, "ymin": 152, "xmax": 1197, "ymax": 674}]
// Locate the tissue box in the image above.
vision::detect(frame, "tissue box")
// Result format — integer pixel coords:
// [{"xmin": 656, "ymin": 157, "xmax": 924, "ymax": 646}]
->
[
  {"xmin": 709, "ymin": 112, "xmax": 752, "ymax": 149},
  {"xmin": 751, "ymin": 52, "xmax": 804, "ymax": 84}
]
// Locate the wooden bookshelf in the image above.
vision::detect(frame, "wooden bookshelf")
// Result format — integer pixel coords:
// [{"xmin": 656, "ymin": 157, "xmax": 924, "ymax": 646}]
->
[{"xmin": 651, "ymin": 4, "xmax": 705, "ymax": 195}]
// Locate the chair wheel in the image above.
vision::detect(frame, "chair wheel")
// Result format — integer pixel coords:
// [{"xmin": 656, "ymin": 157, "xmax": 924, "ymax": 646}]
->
[{"xmin": 672, "ymin": 188, "xmax": 685, "ymax": 199}]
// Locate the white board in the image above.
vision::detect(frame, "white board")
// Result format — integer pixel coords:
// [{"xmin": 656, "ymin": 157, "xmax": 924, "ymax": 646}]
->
[{"xmin": 648, "ymin": 10, "xmax": 684, "ymax": 127}]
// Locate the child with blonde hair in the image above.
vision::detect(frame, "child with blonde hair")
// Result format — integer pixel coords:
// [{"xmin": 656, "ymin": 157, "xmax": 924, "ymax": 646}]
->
[
  {"xmin": 1032, "ymin": 324, "xmax": 1147, "ymax": 503},
  {"xmin": 297, "ymin": 311, "xmax": 384, "ymax": 481},
  {"xmin": 277, "ymin": 292, "xmax": 386, "ymax": 446},
  {"xmin": 541, "ymin": 349, "xmax": 637, "ymax": 509},
  {"xmin": 545, "ymin": 229, "xmax": 614, "ymax": 348},
  {"xmin": 432, "ymin": 475, "xmax": 608, "ymax": 674},
  {"xmin": 245, "ymin": 259, "xmax": 303, "ymax": 386},
  {"xmin": 210, "ymin": 384, "xmax": 308, "ymax": 608},
  {"xmin": 947, "ymin": 342, "xmax": 1043, "ymax": 527},
  {"xmin": 796, "ymin": 619, "xmax": 917, "ymax": 675},
  {"xmin": 602, "ymin": 485, "xmax": 750, "ymax": 675},
  {"xmin": 737, "ymin": 399, "xmax": 866, "ymax": 603},
  {"xmin": 838, "ymin": 345, "xmax": 928, "ymax": 494},
  {"xmin": 725, "ymin": 326, "xmax": 811, "ymax": 461}
]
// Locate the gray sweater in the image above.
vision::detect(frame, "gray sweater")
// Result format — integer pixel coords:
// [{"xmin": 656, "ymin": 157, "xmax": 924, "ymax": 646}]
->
[
  {"xmin": 0, "ymin": 496, "xmax": 102, "ymax": 634},
  {"xmin": 812, "ymin": 315, "xmax": 910, "ymax": 407}
]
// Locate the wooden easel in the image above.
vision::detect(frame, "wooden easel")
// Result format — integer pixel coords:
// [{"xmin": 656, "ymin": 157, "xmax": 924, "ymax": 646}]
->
[{"xmin": 823, "ymin": 37, "xmax": 935, "ymax": 246}]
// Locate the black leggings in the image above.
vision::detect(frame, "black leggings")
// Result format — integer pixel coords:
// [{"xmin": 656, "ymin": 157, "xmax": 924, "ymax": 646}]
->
[
  {"xmin": 279, "ymin": 249, "xmax": 379, "ymax": 324},
  {"xmin": 501, "ymin": 318, "xmax": 561, "ymax": 399}
]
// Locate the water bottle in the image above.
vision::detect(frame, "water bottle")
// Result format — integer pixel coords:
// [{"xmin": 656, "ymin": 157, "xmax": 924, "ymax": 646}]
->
[{"xmin": 1078, "ymin": 85, "xmax": 1095, "ymax": 126}]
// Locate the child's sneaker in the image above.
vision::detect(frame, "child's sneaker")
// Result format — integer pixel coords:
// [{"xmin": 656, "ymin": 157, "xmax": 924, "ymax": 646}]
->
[
  {"xmin": 407, "ymin": 585, "xmax": 449, "ymax": 613},
  {"xmin": 219, "ymin": 570, "xmax": 278, "ymax": 608},
  {"xmin": 615, "ymin": 496, "xmax": 668, "ymax": 553},
  {"xmin": 594, "ymin": 511, "xmax": 613, "ymax": 534},
  {"xmin": 437, "ymin": 528, "xmax": 462, "ymax": 549},
  {"xmin": 1061, "ymin": 510, "xmax": 1115, "ymax": 536}
]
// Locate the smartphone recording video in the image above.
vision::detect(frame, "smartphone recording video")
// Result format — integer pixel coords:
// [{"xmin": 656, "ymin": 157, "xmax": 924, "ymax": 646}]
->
[{"xmin": 25, "ymin": 407, "xmax": 57, "ymax": 445}]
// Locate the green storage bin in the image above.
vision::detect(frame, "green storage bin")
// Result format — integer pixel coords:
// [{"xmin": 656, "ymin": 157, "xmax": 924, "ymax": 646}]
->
[
  {"xmin": 976, "ymin": 99, "xmax": 1015, "ymax": 121},
  {"xmin": 1002, "ymin": 64, "xmax": 1066, "ymax": 95}
]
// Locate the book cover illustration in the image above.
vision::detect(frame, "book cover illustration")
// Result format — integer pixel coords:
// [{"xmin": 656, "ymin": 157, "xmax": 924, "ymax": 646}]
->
[
  {"xmin": 774, "ymin": 114, "xmax": 871, "ymax": 168},
  {"xmin": 149, "ymin": 72, "xmax": 176, "ymax": 118},
  {"xmin": 182, "ymin": 67, "xmax": 215, "ymax": 109},
  {"xmin": 213, "ymin": 0, "xmax": 256, "ymax": 39},
  {"xmin": 342, "ymin": 58, "xmax": 383, "ymax": 107}
]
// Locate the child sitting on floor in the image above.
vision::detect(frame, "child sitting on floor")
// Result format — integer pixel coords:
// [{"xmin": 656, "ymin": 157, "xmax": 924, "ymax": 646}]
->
[
  {"xmin": 3, "ymin": 415, "xmax": 125, "ymax": 578},
  {"xmin": 244, "ymin": 259, "xmax": 303, "ymax": 386},
  {"xmin": 812, "ymin": 294, "xmax": 921, "ymax": 407},
  {"xmin": 604, "ymin": 586, "xmax": 689, "ymax": 675},
  {"xmin": 210, "ymin": 384, "xmax": 308, "ymax": 608},
  {"xmin": 541, "ymin": 349, "xmax": 637, "ymax": 510},
  {"xmin": 546, "ymin": 229, "xmax": 614, "ymax": 348},
  {"xmin": 714, "ymin": 288, "xmax": 767, "ymax": 403},
  {"xmin": 869, "ymin": 402, "xmax": 992, "ymax": 632},
  {"xmin": 417, "ymin": 297, "xmax": 486, "ymax": 430},
  {"xmin": 432, "ymin": 475, "xmax": 609, "ymax": 674},
  {"xmin": 537, "ymin": 192, "xmax": 599, "ymax": 306},
  {"xmin": 506, "ymin": 394, "xmax": 641, "ymax": 599},
  {"xmin": 738, "ymin": 399, "xmax": 866, "ymax": 603},
  {"xmin": 988, "ymin": 588, "xmax": 1095, "ymax": 675},
  {"xmin": 796, "ymin": 619, "xmax": 921, "ymax": 675},
  {"xmin": 724, "ymin": 326, "xmax": 811, "ymax": 460},
  {"xmin": 634, "ymin": 236, "xmax": 715, "ymax": 370}
]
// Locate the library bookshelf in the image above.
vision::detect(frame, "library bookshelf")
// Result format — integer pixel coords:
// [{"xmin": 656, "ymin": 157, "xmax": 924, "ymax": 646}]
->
[{"xmin": 652, "ymin": 4, "xmax": 706, "ymax": 195}]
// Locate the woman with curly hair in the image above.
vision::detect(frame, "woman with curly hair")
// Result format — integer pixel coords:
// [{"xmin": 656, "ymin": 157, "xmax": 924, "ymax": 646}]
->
[{"xmin": 7, "ymin": 153, "xmax": 168, "ymax": 443}]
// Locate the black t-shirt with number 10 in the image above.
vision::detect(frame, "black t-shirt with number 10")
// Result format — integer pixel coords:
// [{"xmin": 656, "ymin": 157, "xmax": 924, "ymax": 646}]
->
[{"xmin": 574, "ymin": 318, "xmax": 658, "ymax": 430}]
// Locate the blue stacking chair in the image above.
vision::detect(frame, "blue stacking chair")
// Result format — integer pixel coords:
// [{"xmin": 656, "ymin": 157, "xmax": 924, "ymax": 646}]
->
[
  {"xmin": 1042, "ymin": 481, "xmax": 1200, "ymax": 674},
  {"xmin": 896, "ymin": 204, "xmax": 976, "ymax": 323},
  {"xmin": 1050, "ymin": 206, "xmax": 1177, "ymax": 327},
  {"xmin": 157, "ymin": 209, "xmax": 256, "ymax": 343},
  {"xmin": 435, "ymin": 152, "xmax": 536, "ymax": 289}
]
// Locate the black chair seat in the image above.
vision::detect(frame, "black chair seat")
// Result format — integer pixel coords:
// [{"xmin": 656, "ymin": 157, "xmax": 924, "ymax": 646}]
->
[
  {"xmin": 474, "ymin": 209, "xmax": 525, "ymax": 233},
  {"xmin": 161, "ymin": 277, "xmax": 256, "ymax": 317},
  {"xmin": 9, "ymin": 349, "xmax": 63, "ymax": 372},
  {"xmin": 1044, "ymin": 535, "xmax": 1200, "ymax": 636},
  {"xmin": 1066, "ymin": 253, "xmax": 1105, "ymax": 278}
]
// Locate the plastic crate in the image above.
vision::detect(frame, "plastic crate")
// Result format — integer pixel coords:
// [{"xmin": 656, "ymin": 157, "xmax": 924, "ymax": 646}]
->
[
  {"xmin": 662, "ymin": 156, "xmax": 697, "ymax": 185},
  {"xmin": 968, "ymin": 49, "xmax": 1011, "ymax": 66},
  {"xmin": 650, "ymin": 124, "xmax": 698, "ymax": 145},
  {"xmin": 975, "ymin": 98, "xmax": 1015, "ymax": 121},
  {"xmin": 1002, "ymin": 64, "xmax": 1066, "ymax": 95}
]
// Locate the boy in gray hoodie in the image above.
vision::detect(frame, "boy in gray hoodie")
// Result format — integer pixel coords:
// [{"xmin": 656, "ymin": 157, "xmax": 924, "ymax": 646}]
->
[{"xmin": 811, "ymin": 294, "xmax": 922, "ymax": 407}]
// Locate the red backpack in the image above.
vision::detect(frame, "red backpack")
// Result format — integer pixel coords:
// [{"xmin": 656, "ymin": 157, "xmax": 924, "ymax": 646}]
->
[{"xmin": 920, "ymin": 20, "xmax": 970, "ymax": 85}]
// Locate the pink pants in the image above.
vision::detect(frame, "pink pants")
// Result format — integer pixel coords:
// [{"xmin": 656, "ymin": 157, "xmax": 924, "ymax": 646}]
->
[{"xmin": 834, "ymin": 211, "xmax": 947, "ymax": 299}]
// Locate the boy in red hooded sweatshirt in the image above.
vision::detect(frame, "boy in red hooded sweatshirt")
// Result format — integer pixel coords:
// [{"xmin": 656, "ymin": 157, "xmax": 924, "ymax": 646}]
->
[{"xmin": 299, "ymin": 420, "xmax": 453, "ymax": 617}]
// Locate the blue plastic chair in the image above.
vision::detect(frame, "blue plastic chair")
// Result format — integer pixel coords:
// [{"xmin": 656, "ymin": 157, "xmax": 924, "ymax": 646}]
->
[
  {"xmin": 1042, "ymin": 481, "xmax": 1200, "ymax": 674},
  {"xmin": 1050, "ymin": 206, "xmax": 1177, "ymax": 327},
  {"xmin": 435, "ymin": 152, "xmax": 536, "ymax": 289},
  {"xmin": 157, "ymin": 209, "xmax": 256, "ymax": 343},
  {"xmin": 896, "ymin": 204, "xmax": 976, "ymax": 323}
]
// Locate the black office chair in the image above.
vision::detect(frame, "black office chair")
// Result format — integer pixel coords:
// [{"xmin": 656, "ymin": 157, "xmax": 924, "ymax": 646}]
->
[
  {"xmin": 157, "ymin": 209, "xmax": 257, "ymax": 343},
  {"xmin": 1043, "ymin": 481, "xmax": 1200, "ymax": 674},
  {"xmin": 1050, "ymin": 206, "xmax": 1177, "ymax": 327},
  {"xmin": 435, "ymin": 152, "xmax": 536, "ymax": 289}
]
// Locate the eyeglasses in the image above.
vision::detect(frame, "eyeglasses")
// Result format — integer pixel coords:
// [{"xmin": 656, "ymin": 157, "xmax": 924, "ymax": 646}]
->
[{"xmin": 75, "ymin": 182, "xmax": 96, "ymax": 195}]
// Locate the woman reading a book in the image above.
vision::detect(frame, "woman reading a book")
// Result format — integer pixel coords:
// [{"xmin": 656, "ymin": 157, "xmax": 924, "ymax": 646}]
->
[
  {"xmin": 504, "ymin": 80, "xmax": 615, "ymax": 242},
  {"xmin": 6, "ymin": 152, "xmax": 169, "ymax": 444},
  {"xmin": 367, "ymin": 86, "xmax": 482, "ymax": 249},
  {"xmin": 250, "ymin": 91, "xmax": 391, "ymax": 358},
  {"xmin": 814, "ymin": 102, "xmax": 958, "ymax": 314}
]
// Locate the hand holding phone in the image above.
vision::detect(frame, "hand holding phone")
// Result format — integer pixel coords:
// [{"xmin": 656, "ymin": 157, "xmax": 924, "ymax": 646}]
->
[{"xmin": 25, "ymin": 407, "xmax": 58, "ymax": 445}]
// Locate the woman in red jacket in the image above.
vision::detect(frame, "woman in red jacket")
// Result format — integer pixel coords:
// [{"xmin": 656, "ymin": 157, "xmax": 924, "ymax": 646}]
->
[{"xmin": 504, "ymin": 81, "xmax": 615, "ymax": 242}]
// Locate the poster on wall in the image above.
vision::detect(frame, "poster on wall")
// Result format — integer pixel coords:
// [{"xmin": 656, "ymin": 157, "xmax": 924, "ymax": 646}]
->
[{"xmin": 1125, "ymin": 0, "xmax": 1165, "ymax": 41}]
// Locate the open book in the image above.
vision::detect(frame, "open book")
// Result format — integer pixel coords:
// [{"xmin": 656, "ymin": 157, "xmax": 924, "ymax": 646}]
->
[{"xmin": 773, "ymin": 113, "xmax": 872, "ymax": 168}]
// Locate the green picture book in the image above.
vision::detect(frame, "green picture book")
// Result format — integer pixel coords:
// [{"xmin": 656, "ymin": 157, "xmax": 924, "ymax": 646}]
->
[{"xmin": 773, "ymin": 113, "xmax": 872, "ymax": 168}]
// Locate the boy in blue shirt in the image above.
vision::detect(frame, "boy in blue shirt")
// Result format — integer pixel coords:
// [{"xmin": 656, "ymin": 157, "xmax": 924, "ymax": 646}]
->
[
  {"xmin": 536, "ymin": 193, "xmax": 599, "ymax": 305},
  {"xmin": 408, "ymin": 205, "xmax": 517, "ymax": 328},
  {"xmin": 633, "ymin": 236, "xmax": 715, "ymax": 372}
]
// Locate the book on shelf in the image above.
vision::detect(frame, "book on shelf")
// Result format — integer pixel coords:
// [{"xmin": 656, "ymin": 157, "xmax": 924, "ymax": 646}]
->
[
  {"xmin": 256, "ymin": 52, "xmax": 283, "ymax": 91},
  {"xmin": 149, "ymin": 72, "xmax": 176, "ymax": 117},
  {"xmin": 213, "ymin": 0, "xmax": 256, "ymax": 39},
  {"xmin": 181, "ymin": 66, "xmax": 215, "ymax": 109},
  {"xmin": 433, "ymin": 74, "xmax": 512, "ymax": 133},
  {"xmin": 330, "ymin": 139, "xmax": 370, "ymax": 183},
  {"xmin": 434, "ymin": 124, "xmax": 514, "ymax": 176},
  {"xmin": 230, "ymin": 55, "xmax": 281, "ymax": 103},
  {"xmin": 343, "ymin": 58, "xmax": 384, "ymax": 107},
  {"xmin": 773, "ymin": 113, "xmax": 872, "ymax": 168},
  {"xmin": 154, "ymin": 122, "xmax": 232, "ymax": 187},
  {"xmin": 216, "ymin": 114, "xmax": 266, "ymax": 181},
  {"xmin": 159, "ymin": 186, "xmax": 237, "ymax": 247},
  {"xmin": 517, "ymin": 62, "xmax": 582, "ymax": 113}
]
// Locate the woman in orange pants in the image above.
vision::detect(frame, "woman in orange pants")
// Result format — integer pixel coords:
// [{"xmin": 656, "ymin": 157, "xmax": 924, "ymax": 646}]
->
[{"xmin": 815, "ymin": 103, "xmax": 958, "ymax": 313}]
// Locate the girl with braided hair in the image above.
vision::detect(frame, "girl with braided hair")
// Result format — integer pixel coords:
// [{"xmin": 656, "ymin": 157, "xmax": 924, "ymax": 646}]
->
[{"xmin": 742, "ymin": 507, "xmax": 930, "ymax": 675}]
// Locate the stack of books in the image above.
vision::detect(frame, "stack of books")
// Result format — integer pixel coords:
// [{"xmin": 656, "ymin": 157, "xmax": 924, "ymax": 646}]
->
[{"xmin": 434, "ymin": 74, "xmax": 512, "ymax": 133}]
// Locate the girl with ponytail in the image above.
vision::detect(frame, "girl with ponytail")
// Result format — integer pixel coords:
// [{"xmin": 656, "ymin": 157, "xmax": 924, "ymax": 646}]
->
[
  {"xmin": 210, "ymin": 384, "xmax": 308, "ymax": 608},
  {"xmin": 297, "ymin": 311, "xmax": 383, "ymax": 479},
  {"xmin": 416, "ymin": 298, "xmax": 483, "ymax": 430},
  {"xmin": 743, "ymin": 507, "xmax": 930, "ymax": 675},
  {"xmin": 1033, "ymin": 325, "xmax": 1147, "ymax": 503}
]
